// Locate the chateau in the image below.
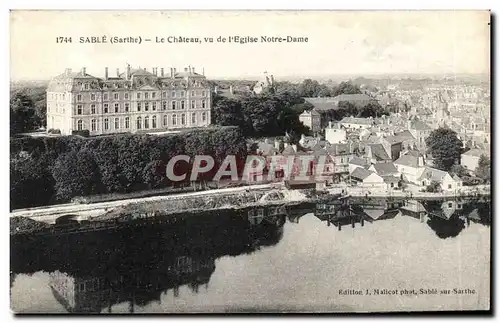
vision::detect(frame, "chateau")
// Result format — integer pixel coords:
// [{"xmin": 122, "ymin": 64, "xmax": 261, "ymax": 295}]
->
[{"xmin": 46, "ymin": 65, "xmax": 212, "ymax": 135}]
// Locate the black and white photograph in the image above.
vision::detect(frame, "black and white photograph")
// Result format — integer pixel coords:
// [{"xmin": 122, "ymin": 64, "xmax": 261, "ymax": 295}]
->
[{"xmin": 9, "ymin": 10, "xmax": 491, "ymax": 313}]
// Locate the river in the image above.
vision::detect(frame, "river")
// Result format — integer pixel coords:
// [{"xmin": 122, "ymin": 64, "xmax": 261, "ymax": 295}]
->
[{"xmin": 10, "ymin": 197, "xmax": 491, "ymax": 313}]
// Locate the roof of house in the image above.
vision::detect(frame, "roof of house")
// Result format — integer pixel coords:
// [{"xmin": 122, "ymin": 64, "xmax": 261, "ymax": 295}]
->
[
  {"xmin": 417, "ymin": 167, "xmax": 451, "ymax": 182},
  {"xmin": 326, "ymin": 143, "xmax": 351, "ymax": 156},
  {"xmin": 332, "ymin": 94, "xmax": 375, "ymax": 102},
  {"xmin": 371, "ymin": 162, "xmax": 398, "ymax": 176},
  {"xmin": 349, "ymin": 157, "xmax": 369, "ymax": 166},
  {"xmin": 256, "ymin": 141, "xmax": 278, "ymax": 155},
  {"xmin": 383, "ymin": 135, "xmax": 403, "ymax": 145},
  {"xmin": 369, "ymin": 144, "xmax": 391, "ymax": 161},
  {"xmin": 394, "ymin": 154, "xmax": 421, "ymax": 168},
  {"xmin": 410, "ymin": 120, "xmax": 432, "ymax": 131},
  {"xmin": 351, "ymin": 167, "xmax": 373, "ymax": 180},
  {"xmin": 340, "ymin": 117, "xmax": 375, "ymax": 126},
  {"xmin": 383, "ymin": 175, "xmax": 400, "ymax": 183},
  {"xmin": 462, "ymin": 148, "xmax": 490, "ymax": 158},
  {"xmin": 300, "ymin": 109, "xmax": 321, "ymax": 117}
]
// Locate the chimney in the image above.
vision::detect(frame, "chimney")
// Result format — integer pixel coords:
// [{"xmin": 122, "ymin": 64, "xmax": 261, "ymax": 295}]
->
[
  {"xmin": 229, "ymin": 85, "xmax": 234, "ymax": 95},
  {"xmin": 214, "ymin": 86, "xmax": 218, "ymax": 93},
  {"xmin": 328, "ymin": 121, "xmax": 332, "ymax": 128},
  {"xmin": 126, "ymin": 64, "xmax": 130, "ymax": 80},
  {"xmin": 170, "ymin": 68, "xmax": 174, "ymax": 78},
  {"xmin": 116, "ymin": 68, "xmax": 120, "ymax": 77},
  {"xmin": 274, "ymin": 140, "xmax": 281, "ymax": 151},
  {"xmin": 184, "ymin": 67, "xmax": 188, "ymax": 72},
  {"xmin": 104, "ymin": 67, "xmax": 108, "ymax": 80},
  {"xmin": 81, "ymin": 67, "xmax": 86, "ymax": 75},
  {"xmin": 143, "ymin": 67, "xmax": 147, "ymax": 71},
  {"xmin": 192, "ymin": 67, "xmax": 195, "ymax": 74},
  {"xmin": 202, "ymin": 67, "xmax": 205, "ymax": 76},
  {"xmin": 418, "ymin": 155, "xmax": 424, "ymax": 167},
  {"xmin": 161, "ymin": 68, "xmax": 164, "ymax": 77},
  {"xmin": 292, "ymin": 144, "xmax": 297, "ymax": 152}
]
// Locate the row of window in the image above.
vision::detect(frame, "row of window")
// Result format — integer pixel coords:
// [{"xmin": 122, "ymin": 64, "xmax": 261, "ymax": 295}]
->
[
  {"xmin": 76, "ymin": 100, "xmax": 208, "ymax": 115},
  {"xmin": 77, "ymin": 112, "xmax": 208, "ymax": 131},
  {"xmin": 75, "ymin": 90, "xmax": 208, "ymax": 102}
]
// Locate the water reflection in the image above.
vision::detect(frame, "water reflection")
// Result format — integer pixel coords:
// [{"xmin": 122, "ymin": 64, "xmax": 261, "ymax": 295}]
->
[{"xmin": 11, "ymin": 197, "xmax": 490, "ymax": 313}]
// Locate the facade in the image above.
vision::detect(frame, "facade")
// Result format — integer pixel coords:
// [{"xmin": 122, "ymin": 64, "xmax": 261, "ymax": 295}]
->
[
  {"xmin": 325, "ymin": 122, "xmax": 347, "ymax": 144},
  {"xmin": 46, "ymin": 65, "xmax": 212, "ymax": 136},
  {"xmin": 299, "ymin": 109, "xmax": 321, "ymax": 133},
  {"xmin": 461, "ymin": 148, "xmax": 489, "ymax": 173}
]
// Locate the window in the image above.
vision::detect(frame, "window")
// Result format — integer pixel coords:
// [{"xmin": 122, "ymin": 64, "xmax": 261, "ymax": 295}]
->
[
  {"xmin": 172, "ymin": 114, "xmax": 177, "ymax": 126},
  {"xmin": 77, "ymin": 94, "xmax": 82, "ymax": 102},
  {"xmin": 181, "ymin": 91, "xmax": 185, "ymax": 97},
  {"xmin": 191, "ymin": 112, "xmax": 196, "ymax": 125},
  {"xmin": 163, "ymin": 115, "xmax": 168, "ymax": 126},
  {"xmin": 145, "ymin": 102, "xmax": 149, "ymax": 111},
  {"xmin": 144, "ymin": 116, "xmax": 149, "ymax": 129},
  {"xmin": 152, "ymin": 116, "xmax": 157, "ymax": 128},
  {"xmin": 162, "ymin": 91, "xmax": 167, "ymax": 98},
  {"xmin": 77, "ymin": 105, "xmax": 83, "ymax": 115},
  {"xmin": 137, "ymin": 102, "xmax": 141, "ymax": 112},
  {"xmin": 104, "ymin": 103, "xmax": 109, "ymax": 113},
  {"xmin": 91, "ymin": 119, "xmax": 97, "ymax": 131},
  {"xmin": 172, "ymin": 91, "xmax": 176, "ymax": 98},
  {"xmin": 91, "ymin": 104, "xmax": 96, "ymax": 114},
  {"xmin": 202, "ymin": 91, "xmax": 206, "ymax": 97},
  {"xmin": 114, "ymin": 93, "xmax": 119, "ymax": 100},
  {"xmin": 422, "ymin": 181, "xmax": 425, "ymax": 186},
  {"xmin": 162, "ymin": 101, "xmax": 167, "ymax": 110},
  {"xmin": 448, "ymin": 184, "xmax": 452, "ymax": 189},
  {"xmin": 201, "ymin": 100, "xmax": 206, "ymax": 109},
  {"xmin": 191, "ymin": 90, "xmax": 195, "ymax": 97},
  {"xmin": 125, "ymin": 103, "xmax": 129, "ymax": 112},
  {"xmin": 202, "ymin": 112, "xmax": 207, "ymax": 122},
  {"xmin": 145, "ymin": 92, "xmax": 149, "ymax": 100},
  {"xmin": 91, "ymin": 93, "xmax": 96, "ymax": 101},
  {"xmin": 152, "ymin": 92, "xmax": 156, "ymax": 99},
  {"xmin": 84, "ymin": 83, "xmax": 89, "ymax": 90},
  {"xmin": 104, "ymin": 118, "xmax": 109, "ymax": 130},
  {"xmin": 124, "ymin": 92, "xmax": 129, "ymax": 100},
  {"xmin": 181, "ymin": 101, "xmax": 185, "ymax": 109},
  {"xmin": 181, "ymin": 113, "xmax": 186, "ymax": 125},
  {"xmin": 103, "ymin": 93, "xmax": 108, "ymax": 100},
  {"xmin": 191, "ymin": 100, "xmax": 195, "ymax": 109},
  {"xmin": 448, "ymin": 202, "xmax": 453, "ymax": 208},
  {"xmin": 152, "ymin": 102, "xmax": 156, "ymax": 111},
  {"xmin": 137, "ymin": 92, "xmax": 141, "ymax": 99},
  {"xmin": 172, "ymin": 101, "xmax": 176, "ymax": 110},
  {"xmin": 137, "ymin": 117, "xmax": 142, "ymax": 129},
  {"xmin": 114, "ymin": 103, "xmax": 119, "ymax": 113},
  {"xmin": 390, "ymin": 183, "xmax": 394, "ymax": 188},
  {"xmin": 125, "ymin": 117, "xmax": 130, "ymax": 129},
  {"xmin": 77, "ymin": 120, "xmax": 83, "ymax": 130},
  {"xmin": 114, "ymin": 118, "xmax": 120, "ymax": 129}
]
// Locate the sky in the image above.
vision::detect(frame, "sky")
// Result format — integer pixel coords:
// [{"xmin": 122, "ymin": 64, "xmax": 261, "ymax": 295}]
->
[{"xmin": 10, "ymin": 10, "xmax": 490, "ymax": 81}]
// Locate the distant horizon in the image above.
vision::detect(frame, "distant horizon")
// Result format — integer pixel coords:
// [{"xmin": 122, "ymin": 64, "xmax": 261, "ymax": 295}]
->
[{"xmin": 10, "ymin": 71, "xmax": 490, "ymax": 84}]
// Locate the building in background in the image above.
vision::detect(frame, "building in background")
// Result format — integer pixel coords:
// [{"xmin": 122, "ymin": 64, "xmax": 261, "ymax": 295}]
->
[{"xmin": 46, "ymin": 65, "xmax": 212, "ymax": 136}]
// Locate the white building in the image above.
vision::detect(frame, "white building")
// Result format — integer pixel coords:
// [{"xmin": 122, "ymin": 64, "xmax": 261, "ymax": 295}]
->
[{"xmin": 325, "ymin": 121, "xmax": 347, "ymax": 144}]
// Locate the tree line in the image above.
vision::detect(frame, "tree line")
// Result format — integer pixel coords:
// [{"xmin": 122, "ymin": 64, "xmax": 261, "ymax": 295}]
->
[
  {"xmin": 10, "ymin": 126, "xmax": 247, "ymax": 209},
  {"xmin": 10, "ymin": 87, "xmax": 47, "ymax": 135}
]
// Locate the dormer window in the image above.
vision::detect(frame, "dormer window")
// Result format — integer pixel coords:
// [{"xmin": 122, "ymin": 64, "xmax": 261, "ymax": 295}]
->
[{"xmin": 84, "ymin": 83, "xmax": 89, "ymax": 90}]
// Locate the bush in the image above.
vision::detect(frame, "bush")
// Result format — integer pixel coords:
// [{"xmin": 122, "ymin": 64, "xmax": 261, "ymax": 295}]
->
[
  {"xmin": 48, "ymin": 128, "xmax": 61, "ymax": 134},
  {"xmin": 424, "ymin": 181, "xmax": 442, "ymax": 193},
  {"xmin": 71, "ymin": 129, "xmax": 90, "ymax": 137}
]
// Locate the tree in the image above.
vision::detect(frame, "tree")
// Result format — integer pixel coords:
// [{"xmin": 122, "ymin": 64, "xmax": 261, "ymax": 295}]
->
[
  {"xmin": 424, "ymin": 181, "xmax": 441, "ymax": 193},
  {"xmin": 475, "ymin": 154, "xmax": 491, "ymax": 183},
  {"xmin": 425, "ymin": 128, "xmax": 463, "ymax": 171},
  {"xmin": 142, "ymin": 160, "xmax": 167, "ymax": 189},
  {"xmin": 450, "ymin": 164, "xmax": 469, "ymax": 179},
  {"xmin": 52, "ymin": 149, "xmax": 101, "ymax": 201},
  {"xmin": 211, "ymin": 96, "xmax": 245, "ymax": 129},
  {"xmin": 331, "ymin": 81, "xmax": 362, "ymax": 96},
  {"xmin": 10, "ymin": 92, "xmax": 36, "ymax": 135}
]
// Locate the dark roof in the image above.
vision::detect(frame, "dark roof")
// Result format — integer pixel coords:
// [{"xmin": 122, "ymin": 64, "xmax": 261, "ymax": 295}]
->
[
  {"xmin": 351, "ymin": 167, "xmax": 373, "ymax": 180},
  {"xmin": 383, "ymin": 136, "xmax": 403, "ymax": 145},
  {"xmin": 349, "ymin": 157, "xmax": 369, "ymax": 166},
  {"xmin": 371, "ymin": 162, "xmax": 398, "ymax": 176},
  {"xmin": 394, "ymin": 130, "xmax": 416, "ymax": 141},
  {"xmin": 326, "ymin": 143, "xmax": 351, "ymax": 156},
  {"xmin": 332, "ymin": 94, "xmax": 375, "ymax": 102},
  {"xmin": 410, "ymin": 120, "xmax": 432, "ymax": 131},
  {"xmin": 369, "ymin": 144, "xmax": 391, "ymax": 161}
]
